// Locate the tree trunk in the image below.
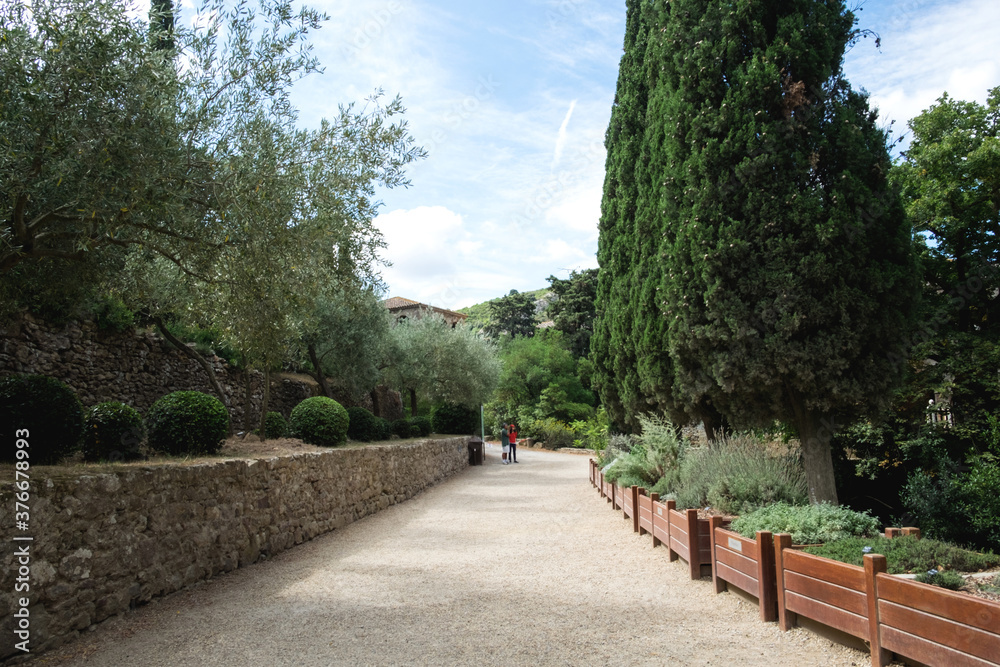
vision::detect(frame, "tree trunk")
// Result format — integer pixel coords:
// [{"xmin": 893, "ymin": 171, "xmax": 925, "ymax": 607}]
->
[
  {"xmin": 154, "ymin": 317, "xmax": 229, "ymax": 409},
  {"xmin": 700, "ymin": 405, "xmax": 729, "ymax": 445},
  {"xmin": 370, "ymin": 388, "xmax": 381, "ymax": 417},
  {"xmin": 258, "ymin": 368, "xmax": 271, "ymax": 438},
  {"xmin": 307, "ymin": 343, "xmax": 333, "ymax": 398},
  {"xmin": 788, "ymin": 392, "xmax": 839, "ymax": 504},
  {"xmin": 242, "ymin": 369, "xmax": 254, "ymax": 434},
  {"xmin": 409, "ymin": 387, "xmax": 418, "ymax": 417}
]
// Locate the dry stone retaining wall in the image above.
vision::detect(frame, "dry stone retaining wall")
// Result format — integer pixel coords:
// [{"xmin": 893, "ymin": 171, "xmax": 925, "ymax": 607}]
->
[
  {"xmin": 0, "ymin": 313, "xmax": 404, "ymax": 424},
  {"xmin": 0, "ymin": 437, "xmax": 469, "ymax": 659}
]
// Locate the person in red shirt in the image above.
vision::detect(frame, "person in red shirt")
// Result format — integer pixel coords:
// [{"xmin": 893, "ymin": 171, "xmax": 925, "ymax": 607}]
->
[{"xmin": 508, "ymin": 423, "xmax": 518, "ymax": 463}]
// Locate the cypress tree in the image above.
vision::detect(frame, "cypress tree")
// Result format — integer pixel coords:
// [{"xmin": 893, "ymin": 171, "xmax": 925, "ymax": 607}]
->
[
  {"xmin": 655, "ymin": 0, "xmax": 919, "ymax": 502},
  {"xmin": 593, "ymin": 0, "xmax": 653, "ymax": 432}
]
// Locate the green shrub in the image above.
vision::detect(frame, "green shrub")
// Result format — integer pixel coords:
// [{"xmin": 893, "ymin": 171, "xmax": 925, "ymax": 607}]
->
[
  {"xmin": 347, "ymin": 407, "xmax": 381, "ymax": 442},
  {"xmin": 391, "ymin": 418, "xmax": 412, "ymax": 438},
  {"xmin": 803, "ymin": 535, "xmax": 999, "ymax": 574},
  {"xmin": 730, "ymin": 502, "xmax": 880, "ymax": 545},
  {"xmin": 82, "ymin": 402, "xmax": 144, "ymax": 462},
  {"xmin": 289, "ymin": 396, "xmax": 348, "ymax": 447},
  {"xmin": 410, "ymin": 415, "xmax": 432, "ymax": 437},
  {"xmin": 532, "ymin": 417, "xmax": 575, "ymax": 449},
  {"xmin": 0, "ymin": 374, "xmax": 84, "ymax": 465},
  {"xmin": 262, "ymin": 411, "xmax": 288, "ymax": 440},
  {"xmin": 146, "ymin": 391, "xmax": 229, "ymax": 456},
  {"xmin": 375, "ymin": 417, "xmax": 393, "ymax": 441},
  {"xmin": 570, "ymin": 408, "xmax": 610, "ymax": 451},
  {"xmin": 597, "ymin": 433, "xmax": 634, "ymax": 468},
  {"xmin": 431, "ymin": 403, "xmax": 479, "ymax": 435},
  {"xmin": 673, "ymin": 433, "xmax": 807, "ymax": 513},
  {"xmin": 93, "ymin": 294, "xmax": 135, "ymax": 332},
  {"xmin": 958, "ymin": 455, "xmax": 1000, "ymax": 551},
  {"xmin": 915, "ymin": 569, "xmax": 966, "ymax": 590}
]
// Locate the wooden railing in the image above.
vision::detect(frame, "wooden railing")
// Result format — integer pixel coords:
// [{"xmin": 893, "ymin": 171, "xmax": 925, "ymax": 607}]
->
[{"xmin": 587, "ymin": 458, "xmax": 1000, "ymax": 667}]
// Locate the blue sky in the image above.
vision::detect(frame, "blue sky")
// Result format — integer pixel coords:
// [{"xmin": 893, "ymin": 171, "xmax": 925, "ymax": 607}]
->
[{"xmin": 170, "ymin": 0, "xmax": 1000, "ymax": 309}]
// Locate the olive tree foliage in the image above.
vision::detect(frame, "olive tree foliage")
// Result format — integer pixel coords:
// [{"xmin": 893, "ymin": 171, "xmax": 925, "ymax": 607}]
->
[
  {"xmin": 298, "ymin": 286, "xmax": 392, "ymax": 401},
  {"xmin": 384, "ymin": 313, "xmax": 501, "ymax": 416},
  {"xmin": 19, "ymin": 0, "xmax": 426, "ymax": 425},
  {"xmin": 1, "ymin": 0, "xmax": 197, "ymax": 281}
]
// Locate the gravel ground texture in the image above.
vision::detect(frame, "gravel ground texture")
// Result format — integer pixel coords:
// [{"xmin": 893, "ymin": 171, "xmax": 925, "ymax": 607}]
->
[{"xmin": 30, "ymin": 445, "xmax": 890, "ymax": 667}]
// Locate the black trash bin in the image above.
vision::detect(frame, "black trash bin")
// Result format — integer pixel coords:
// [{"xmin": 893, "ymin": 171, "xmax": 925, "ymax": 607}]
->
[{"xmin": 467, "ymin": 438, "xmax": 484, "ymax": 465}]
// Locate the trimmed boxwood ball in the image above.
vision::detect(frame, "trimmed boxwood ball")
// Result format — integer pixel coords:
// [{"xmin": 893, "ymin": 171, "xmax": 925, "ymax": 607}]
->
[
  {"xmin": 262, "ymin": 411, "xmax": 288, "ymax": 440},
  {"xmin": 410, "ymin": 415, "xmax": 432, "ymax": 437},
  {"xmin": 0, "ymin": 374, "xmax": 84, "ymax": 465},
  {"xmin": 391, "ymin": 418, "xmax": 412, "ymax": 438},
  {"xmin": 375, "ymin": 417, "xmax": 392, "ymax": 441},
  {"xmin": 83, "ymin": 402, "xmax": 145, "ymax": 462},
  {"xmin": 431, "ymin": 402, "xmax": 479, "ymax": 435},
  {"xmin": 346, "ymin": 406, "xmax": 381, "ymax": 442},
  {"xmin": 290, "ymin": 396, "xmax": 348, "ymax": 447},
  {"xmin": 146, "ymin": 391, "xmax": 229, "ymax": 456}
]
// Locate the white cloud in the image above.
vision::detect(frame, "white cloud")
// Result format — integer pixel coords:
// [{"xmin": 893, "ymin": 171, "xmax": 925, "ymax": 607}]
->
[{"xmin": 845, "ymin": 0, "xmax": 1000, "ymax": 133}]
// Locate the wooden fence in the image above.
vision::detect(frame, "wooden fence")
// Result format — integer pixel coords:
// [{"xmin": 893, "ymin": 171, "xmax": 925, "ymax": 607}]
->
[{"xmin": 587, "ymin": 458, "xmax": 1000, "ymax": 666}]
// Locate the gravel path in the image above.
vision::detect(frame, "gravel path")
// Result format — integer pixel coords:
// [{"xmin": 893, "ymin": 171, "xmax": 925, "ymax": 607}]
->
[{"xmin": 34, "ymin": 446, "xmax": 876, "ymax": 666}]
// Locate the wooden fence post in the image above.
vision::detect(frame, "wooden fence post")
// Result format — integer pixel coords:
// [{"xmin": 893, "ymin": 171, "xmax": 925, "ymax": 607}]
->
[
  {"xmin": 650, "ymin": 494, "xmax": 661, "ymax": 548},
  {"xmin": 774, "ymin": 533, "xmax": 796, "ymax": 632},
  {"xmin": 666, "ymin": 500, "xmax": 678, "ymax": 562},
  {"xmin": 709, "ymin": 516, "xmax": 725, "ymax": 594},
  {"xmin": 901, "ymin": 527, "xmax": 921, "ymax": 539},
  {"xmin": 884, "ymin": 527, "xmax": 901, "ymax": 539},
  {"xmin": 757, "ymin": 531, "xmax": 777, "ymax": 622},
  {"xmin": 630, "ymin": 486, "xmax": 640, "ymax": 533},
  {"xmin": 686, "ymin": 508, "xmax": 700, "ymax": 580},
  {"xmin": 864, "ymin": 553, "xmax": 892, "ymax": 667}
]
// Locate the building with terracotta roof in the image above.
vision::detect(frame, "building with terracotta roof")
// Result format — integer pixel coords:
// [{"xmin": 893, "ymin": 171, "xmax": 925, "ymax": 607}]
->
[{"xmin": 383, "ymin": 297, "xmax": 468, "ymax": 328}]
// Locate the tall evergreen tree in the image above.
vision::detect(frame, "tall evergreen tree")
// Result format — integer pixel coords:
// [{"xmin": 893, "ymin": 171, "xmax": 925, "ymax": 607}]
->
[
  {"xmin": 484, "ymin": 290, "xmax": 537, "ymax": 339},
  {"xmin": 546, "ymin": 268, "xmax": 597, "ymax": 359},
  {"xmin": 593, "ymin": 0, "xmax": 656, "ymax": 432},
  {"xmin": 652, "ymin": 0, "xmax": 919, "ymax": 502}
]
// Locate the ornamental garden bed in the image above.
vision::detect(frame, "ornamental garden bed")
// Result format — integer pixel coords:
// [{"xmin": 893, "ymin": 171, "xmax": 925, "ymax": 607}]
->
[{"xmin": 588, "ymin": 458, "xmax": 1000, "ymax": 667}]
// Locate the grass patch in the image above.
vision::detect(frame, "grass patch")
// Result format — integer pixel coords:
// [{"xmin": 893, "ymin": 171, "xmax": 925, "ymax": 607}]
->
[{"xmin": 804, "ymin": 535, "xmax": 1000, "ymax": 574}]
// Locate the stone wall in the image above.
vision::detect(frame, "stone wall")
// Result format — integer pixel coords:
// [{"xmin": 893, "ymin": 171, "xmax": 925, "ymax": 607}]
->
[
  {"xmin": 0, "ymin": 437, "xmax": 470, "ymax": 659},
  {"xmin": 0, "ymin": 313, "xmax": 404, "ymax": 425}
]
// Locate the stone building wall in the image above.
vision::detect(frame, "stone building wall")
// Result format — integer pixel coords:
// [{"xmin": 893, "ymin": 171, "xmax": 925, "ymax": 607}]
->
[
  {"xmin": 0, "ymin": 313, "xmax": 404, "ymax": 425},
  {"xmin": 0, "ymin": 437, "xmax": 470, "ymax": 659}
]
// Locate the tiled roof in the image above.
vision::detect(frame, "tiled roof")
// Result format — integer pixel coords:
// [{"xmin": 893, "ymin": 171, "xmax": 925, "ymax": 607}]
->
[
  {"xmin": 383, "ymin": 296, "xmax": 420, "ymax": 310},
  {"xmin": 382, "ymin": 296, "xmax": 468, "ymax": 321}
]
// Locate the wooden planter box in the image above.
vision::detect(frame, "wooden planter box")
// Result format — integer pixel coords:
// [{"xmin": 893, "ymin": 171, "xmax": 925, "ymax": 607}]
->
[
  {"xmin": 774, "ymin": 535, "xmax": 1000, "ymax": 666},
  {"xmin": 775, "ymin": 533, "xmax": 872, "ymax": 641},
  {"xmin": 585, "ymin": 465, "xmax": 1000, "ymax": 666},
  {"xmin": 708, "ymin": 519, "xmax": 777, "ymax": 622},
  {"xmin": 622, "ymin": 485, "xmax": 639, "ymax": 532},
  {"xmin": 647, "ymin": 498, "xmax": 711, "ymax": 580},
  {"xmin": 871, "ymin": 564, "xmax": 1000, "ymax": 667},
  {"xmin": 637, "ymin": 489, "xmax": 655, "ymax": 537}
]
